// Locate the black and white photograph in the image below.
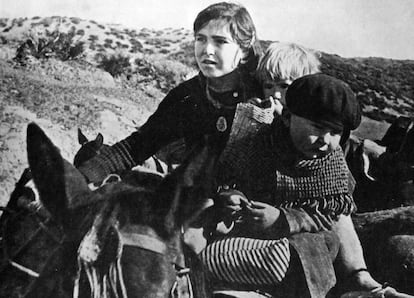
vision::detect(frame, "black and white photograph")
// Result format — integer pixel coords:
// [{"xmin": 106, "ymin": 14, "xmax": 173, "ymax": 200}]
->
[{"xmin": 1, "ymin": 1, "xmax": 414, "ymax": 297}]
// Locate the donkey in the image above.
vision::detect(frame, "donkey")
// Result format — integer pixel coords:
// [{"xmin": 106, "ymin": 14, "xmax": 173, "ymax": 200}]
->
[
  {"xmin": 0, "ymin": 128, "xmax": 183, "ymax": 298},
  {"xmin": 20, "ymin": 122, "xmax": 220, "ymax": 298},
  {"xmin": 0, "ymin": 167, "xmax": 63, "ymax": 298},
  {"xmin": 2, "ymin": 123, "xmax": 414, "ymax": 297},
  {"xmin": 344, "ymin": 116, "xmax": 414, "ymax": 212}
]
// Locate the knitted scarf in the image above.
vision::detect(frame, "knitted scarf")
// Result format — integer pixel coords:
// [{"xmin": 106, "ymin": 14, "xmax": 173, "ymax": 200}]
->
[
  {"xmin": 218, "ymin": 103, "xmax": 355, "ymax": 216},
  {"xmin": 272, "ymin": 134, "xmax": 350, "ymax": 199},
  {"xmin": 271, "ymin": 137, "xmax": 355, "ymax": 215}
]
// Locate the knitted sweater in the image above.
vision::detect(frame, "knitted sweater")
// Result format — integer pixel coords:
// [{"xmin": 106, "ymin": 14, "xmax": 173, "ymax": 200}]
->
[{"xmin": 79, "ymin": 71, "xmax": 263, "ymax": 183}]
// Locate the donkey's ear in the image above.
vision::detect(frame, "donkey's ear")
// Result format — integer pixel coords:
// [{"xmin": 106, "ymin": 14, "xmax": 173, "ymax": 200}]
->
[
  {"xmin": 27, "ymin": 123, "xmax": 91, "ymax": 222},
  {"xmin": 27, "ymin": 123, "xmax": 68, "ymax": 220},
  {"xmin": 77, "ymin": 128, "xmax": 88, "ymax": 145},
  {"xmin": 95, "ymin": 133, "xmax": 104, "ymax": 147}
]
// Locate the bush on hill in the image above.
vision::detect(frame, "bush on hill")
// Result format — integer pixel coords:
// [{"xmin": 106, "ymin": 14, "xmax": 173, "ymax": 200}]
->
[
  {"xmin": 13, "ymin": 27, "xmax": 85, "ymax": 63},
  {"xmin": 98, "ymin": 53, "xmax": 131, "ymax": 77},
  {"xmin": 150, "ymin": 57, "xmax": 195, "ymax": 92}
]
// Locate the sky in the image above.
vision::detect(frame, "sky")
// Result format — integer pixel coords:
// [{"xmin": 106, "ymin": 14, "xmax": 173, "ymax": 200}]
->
[{"xmin": 1, "ymin": 0, "xmax": 414, "ymax": 60}]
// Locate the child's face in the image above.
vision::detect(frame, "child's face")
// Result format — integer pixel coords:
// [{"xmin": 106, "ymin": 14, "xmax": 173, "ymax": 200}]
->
[
  {"xmin": 288, "ymin": 114, "xmax": 342, "ymax": 159},
  {"xmin": 194, "ymin": 20, "xmax": 246, "ymax": 78},
  {"xmin": 263, "ymin": 79, "xmax": 291, "ymax": 105}
]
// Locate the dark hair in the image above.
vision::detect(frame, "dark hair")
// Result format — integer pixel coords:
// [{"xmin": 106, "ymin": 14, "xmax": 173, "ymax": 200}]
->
[{"xmin": 193, "ymin": 2, "xmax": 262, "ymax": 72}]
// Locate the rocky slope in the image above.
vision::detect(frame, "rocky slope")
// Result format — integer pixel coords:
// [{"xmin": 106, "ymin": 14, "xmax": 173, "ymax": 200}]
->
[{"xmin": 0, "ymin": 57, "xmax": 168, "ymax": 205}]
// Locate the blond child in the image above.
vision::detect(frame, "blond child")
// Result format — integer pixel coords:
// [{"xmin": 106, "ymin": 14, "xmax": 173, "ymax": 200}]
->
[{"xmin": 255, "ymin": 42, "xmax": 321, "ymax": 116}]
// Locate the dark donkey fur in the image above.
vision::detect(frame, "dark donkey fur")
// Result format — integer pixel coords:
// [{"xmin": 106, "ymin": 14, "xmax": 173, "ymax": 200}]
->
[
  {"xmin": 343, "ymin": 116, "xmax": 414, "ymax": 212},
  {"xmin": 73, "ymin": 128, "xmax": 105, "ymax": 168},
  {"xmin": 24, "ymin": 123, "xmax": 220, "ymax": 298}
]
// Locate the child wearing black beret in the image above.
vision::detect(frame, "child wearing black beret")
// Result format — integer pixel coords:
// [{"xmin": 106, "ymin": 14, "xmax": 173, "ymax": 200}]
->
[
  {"xmin": 203, "ymin": 74, "xmax": 410, "ymax": 298},
  {"xmin": 283, "ymin": 73, "xmax": 390, "ymax": 296}
]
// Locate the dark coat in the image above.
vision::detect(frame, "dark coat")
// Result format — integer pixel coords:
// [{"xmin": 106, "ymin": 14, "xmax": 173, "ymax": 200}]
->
[{"xmin": 79, "ymin": 72, "xmax": 263, "ymax": 183}]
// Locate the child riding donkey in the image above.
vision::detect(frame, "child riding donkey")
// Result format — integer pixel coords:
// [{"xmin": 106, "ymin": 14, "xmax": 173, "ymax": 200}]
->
[
  {"xmin": 77, "ymin": 2, "xmax": 263, "ymax": 186},
  {"xmin": 187, "ymin": 42, "xmax": 412, "ymax": 297},
  {"xmin": 76, "ymin": 2, "xmax": 263, "ymax": 296}
]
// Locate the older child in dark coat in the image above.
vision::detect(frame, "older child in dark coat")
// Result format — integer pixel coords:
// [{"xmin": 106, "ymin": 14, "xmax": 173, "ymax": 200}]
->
[{"xmin": 78, "ymin": 2, "xmax": 263, "ymax": 182}]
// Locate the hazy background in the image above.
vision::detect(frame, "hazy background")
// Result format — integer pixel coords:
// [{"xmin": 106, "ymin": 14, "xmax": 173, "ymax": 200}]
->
[{"xmin": 1, "ymin": 0, "xmax": 414, "ymax": 59}]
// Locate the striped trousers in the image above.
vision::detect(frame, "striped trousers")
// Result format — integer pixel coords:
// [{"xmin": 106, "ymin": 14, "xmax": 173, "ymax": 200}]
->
[{"xmin": 200, "ymin": 237, "xmax": 290, "ymax": 286}]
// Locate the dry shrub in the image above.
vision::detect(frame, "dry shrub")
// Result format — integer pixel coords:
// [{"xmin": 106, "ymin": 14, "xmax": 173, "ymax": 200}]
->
[
  {"xmin": 14, "ymin": 26, "xmax": 85, "ymax": 63},
  {"xmin": 98, "ymin": 53, "xmax": 131, "ymax": 77},
  {"xmin": 149, "ymin": 56, "xmax": 196, "ymax": 91}
]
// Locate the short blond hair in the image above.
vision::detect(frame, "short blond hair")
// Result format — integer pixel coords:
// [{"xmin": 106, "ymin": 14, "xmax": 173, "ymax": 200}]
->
[{"xmin": 256, "ymin": 42, "xmax": 321, "ymax": 82}]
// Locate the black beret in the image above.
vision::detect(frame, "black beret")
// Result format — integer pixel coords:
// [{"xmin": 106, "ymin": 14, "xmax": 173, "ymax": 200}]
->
[{"xmin": 286, "ymin": 73, "xmax": 361, "ymax": 131}]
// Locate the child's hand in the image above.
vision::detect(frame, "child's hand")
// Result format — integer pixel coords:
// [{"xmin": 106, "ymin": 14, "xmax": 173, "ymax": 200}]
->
[
  {"xmin": 248, "ymin": 97, "xmax": 283, "ymax": 116},
  {"xmin": 243, "ymin": 201, "xmax": 280, "ymax": 230},
  {"xmin": 216, "ymin": 187, "xmax": 249, "ymax": 214},
  {"xmin": 269, "ymin": 96, "xmax": 284, "ymax": 116},
  {"xmin": 215, "ymin": 187, "xmax": 252, "ymax": 227}
]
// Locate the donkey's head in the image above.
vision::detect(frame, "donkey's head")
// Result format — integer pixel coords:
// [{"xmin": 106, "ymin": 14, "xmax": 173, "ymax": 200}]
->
[
  {"xmin": 25, "ymin": 123, "xmax": 219, "ymax": 298},
  {"xmin": 73, "ymin": 128, "xmax": 105, "ymax": 168}
]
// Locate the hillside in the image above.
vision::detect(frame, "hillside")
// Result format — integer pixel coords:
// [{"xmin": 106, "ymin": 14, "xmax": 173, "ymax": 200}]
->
[
  {"xmin": 0, "ymin": 16, "xmax": 192, "ymax": 64},
  {"xmin": 319, "ymin": 53, "xmax": 414, "ymax": 122},
  {"xmin": 0, "ymin": 16, "xmax": 413, "ymax": 207},
  {"xmin": 175, "ymin": 38, "xmax": 414, "ymax": 122}
]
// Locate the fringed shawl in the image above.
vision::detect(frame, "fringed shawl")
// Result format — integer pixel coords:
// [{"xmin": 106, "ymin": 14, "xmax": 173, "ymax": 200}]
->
[{"xmin": 218, "ymin": 103, "xmax": 356, "ymax": 217}]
